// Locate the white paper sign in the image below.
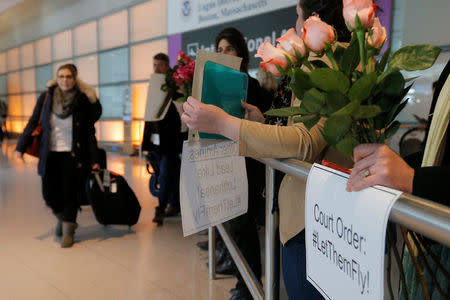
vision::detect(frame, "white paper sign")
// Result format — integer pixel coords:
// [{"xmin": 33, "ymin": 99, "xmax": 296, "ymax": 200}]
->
[
  {"xmin": 180, "ymin": 139, "xmax": 248, "ymax": 236},
  {"xmin": 305, "ymin": 164, "xmax": 401, "ymax": 300},
  {"xmin": 144, "ymin": 73, "xmax": 171, "ymax": 121}
]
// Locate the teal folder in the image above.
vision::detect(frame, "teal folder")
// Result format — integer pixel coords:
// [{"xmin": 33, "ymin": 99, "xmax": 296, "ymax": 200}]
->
[{"xmin": 199, "ymin": 61, "xmax": 248, "ymax": 139}]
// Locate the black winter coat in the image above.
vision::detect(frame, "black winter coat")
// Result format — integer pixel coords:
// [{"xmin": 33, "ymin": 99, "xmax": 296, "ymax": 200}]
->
[
  {"xmin": 247, "ymin": 76, "xmax": 273, "ymax": 114},
  {"xmin": 141, "ymin": 101, "xmax": 183, "ymax": 154},
  {"xmin": 410, "ymin": 60, "xmax": 450, "ymax": 206},
  {"xmin": 16, "ymin": 85, "xmax": 101, "ymax": 177}
]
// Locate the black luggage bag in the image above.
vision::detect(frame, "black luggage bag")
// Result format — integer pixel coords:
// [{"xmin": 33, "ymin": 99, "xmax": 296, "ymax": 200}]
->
[
  {"xmin": 78, "ymin": 148, "xmax": 107, "ymax": 206},
  {"xmin": 86, "ymin": 169, "xmax": 141, "ymax": 226}
]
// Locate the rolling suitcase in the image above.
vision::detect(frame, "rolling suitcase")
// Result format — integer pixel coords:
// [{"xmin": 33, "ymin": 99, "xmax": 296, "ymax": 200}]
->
[
  {"xmin": 86, "ymin": 169, "xmax": 141, "ymax": 226},
  {"xmin": 78, "ymin": 148, "xmax": 107, "ymax": 206}
]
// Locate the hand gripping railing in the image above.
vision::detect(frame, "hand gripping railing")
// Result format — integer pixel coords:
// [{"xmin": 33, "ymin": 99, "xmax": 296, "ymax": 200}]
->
[{"xmin": 208, "ymin": 158, "xmax": 450, "ymax": 300}]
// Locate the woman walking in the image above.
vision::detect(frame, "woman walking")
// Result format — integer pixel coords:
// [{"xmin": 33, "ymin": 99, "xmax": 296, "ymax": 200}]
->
[{"xmin": 15, "ymin": 64, "xmax": 101, "ymax": 248}]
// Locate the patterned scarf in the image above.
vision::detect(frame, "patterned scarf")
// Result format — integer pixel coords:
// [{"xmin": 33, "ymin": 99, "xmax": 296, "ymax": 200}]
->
[{"xmin": 52, "ymin": 87, "xmax": 76, "ymax": 119}]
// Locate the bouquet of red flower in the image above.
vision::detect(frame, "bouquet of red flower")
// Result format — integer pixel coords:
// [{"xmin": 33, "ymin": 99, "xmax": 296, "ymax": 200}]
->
[{"xmin": 161, "ymin": 51, "xmax": 195, "ymax": 103}]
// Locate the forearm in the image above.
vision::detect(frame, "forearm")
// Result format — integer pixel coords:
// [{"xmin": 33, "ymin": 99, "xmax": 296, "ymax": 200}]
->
[
  {"xmin": 215, "ymin": 114, "xmax": 241, "ymax": 141},
  {"xmin": 238, "ymin": 119, "xmax": 327, "ymax": 161}
]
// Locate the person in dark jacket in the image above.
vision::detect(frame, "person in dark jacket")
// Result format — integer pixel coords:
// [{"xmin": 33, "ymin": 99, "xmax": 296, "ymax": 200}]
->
[
  {"xmin": 15, "ymin": 64, "xmax": 101, "ymax": 248},
  {"xmin": 142, "ymin": 53, "xmax": 183, "ymax": 225},
  {"xmin": 347, "ymin": 60, "xmax": 450, "ymax": 300},
  {"xmin": 0, "ymin": 99, "xmax": 7, "ymax": 143},
  {"xmin": 214, "ymin": 27, "xmax": 273, "ymax": 300}
]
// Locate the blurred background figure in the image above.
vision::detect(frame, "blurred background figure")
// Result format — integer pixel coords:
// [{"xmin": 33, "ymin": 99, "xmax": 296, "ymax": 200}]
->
[
  {"xmin": 207, "ymin": 27, "xmax": 273, "ymax": 300},
  {"xmin": 142, "ymin": 53, "xmax": 183, "ymax": 226},
  {"xmin": 0, "ymin": 98, "xmax": 7, "ymax": 143},
  {"xmin": 256, "ymin": 67, "xmax": 277, "ymax": 98}
]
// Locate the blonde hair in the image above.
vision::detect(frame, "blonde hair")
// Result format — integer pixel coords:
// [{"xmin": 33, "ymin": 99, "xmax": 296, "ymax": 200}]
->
[{"xmin": 256, "ymin": 67, "xmax": 277, "ymax": 92}]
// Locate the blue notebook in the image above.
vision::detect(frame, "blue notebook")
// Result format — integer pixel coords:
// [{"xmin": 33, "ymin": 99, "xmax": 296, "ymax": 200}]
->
[{"xmin": 199, "ymin": 61, "xmax": 248, "ymax": 139}]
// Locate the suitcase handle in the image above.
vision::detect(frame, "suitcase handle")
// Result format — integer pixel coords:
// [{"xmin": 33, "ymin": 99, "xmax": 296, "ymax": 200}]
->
[{"xmin": 94, "ymin": 173, "xmax": 105, "ymax": 193}]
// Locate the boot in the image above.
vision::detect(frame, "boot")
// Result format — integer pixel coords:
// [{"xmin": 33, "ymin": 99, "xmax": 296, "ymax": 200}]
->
[
  {"xmin": 215, "ymin": 253, "xmax": 237, "ymax": 275},
  {"xmin": 61, "ymin": 222, "xmax": 78, "ymax": 248},
  {"xmin": 152, "ymin": 209, "xmax": 165, "ymax": 226},
  {"xmin": 55, "ymin": 213, "xmax": 63, "ymax": 237}
]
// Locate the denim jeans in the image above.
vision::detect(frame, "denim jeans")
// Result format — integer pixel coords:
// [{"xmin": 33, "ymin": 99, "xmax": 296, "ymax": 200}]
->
[
  {"xmin": 154, "ymin": 152, "xmax": 181, "ymax": 213},
  {"xmin": 282, "ymin": 230, "xmax": 324, "ymax": 300}
]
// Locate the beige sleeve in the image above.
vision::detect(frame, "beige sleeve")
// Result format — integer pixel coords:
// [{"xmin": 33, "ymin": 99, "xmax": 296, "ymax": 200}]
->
[{"xmin": 238, "ymin": 118, "xmax": 327, "ymax": 162}]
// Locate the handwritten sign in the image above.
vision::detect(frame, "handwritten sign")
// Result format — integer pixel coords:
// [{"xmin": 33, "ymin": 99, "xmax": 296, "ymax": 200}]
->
[
  {"xmin": 305, "ymin": 164, "xmax": 401, "ymax": 300},
  {"xmin": 180, "ymin": 139, "xmax": 248, "ymax": 236},
  {"xmin": 144, "ymin": 73, "xmax": 171, "ymax": 121}
]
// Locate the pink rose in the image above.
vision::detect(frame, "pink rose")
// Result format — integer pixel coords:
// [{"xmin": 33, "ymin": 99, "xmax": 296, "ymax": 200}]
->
[
  {"xmin": 302, "ymin": 16, "xmax": 336, "ymax": 52},
  {"xmin": 276, "ymin": 28, "xmax": 306, "ymax": 59},
  {"xmin": 255, "ymin": 39, "xmax": 290, "ymax": 76},
  {"xmin": 260, "ymin": 62, "xmax": 282, "ymax": 76},
  {"xmin": 343, "ymin": 0, "xmax": 377, "ymax": 29},
  {"xmin": 367, "ymin": 17, "xmax": 387, "ymax": 48}
]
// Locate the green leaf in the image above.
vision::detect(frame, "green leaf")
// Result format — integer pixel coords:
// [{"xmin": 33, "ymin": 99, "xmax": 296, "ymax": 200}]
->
[
  {"xmin": 302, "ymin": 88, "xmax": 326, "ymax": 113},
  {"xmin": 382, "ymin": 70, "xmax": 405, "ymax": 97},
  {"xmin": 276, "ymin": 64, "xmax": 288, "ymax": 75},
  {"xmin": 354, "ymin": 14, "xmax": 363, "ymax": 30},
  {"xmin": 336, "ymin": 135, "xmax": 360, "ymax": 157},
  {"xmin": 385, "ymin": 121, "xmax": 401, "ymax": 139},
  {"xmin": 376, "ymin": 45, "xmax": 391, "ymax": 72},
  {"xmin": 264, "ymin": 106, "xmax": 304, "ymax": 117},
  {"xmin": 333, "ymin": 101, "xmax": 359, "ymax": 116},
  {"xmin": 293, "ymin": 115, "xmax": 321, "ymax": 130},
  {"xmin": 348, "ymin": 72, "xmax": 378, "ymax": 102},
  {"xmin": 339, "ymin": 37, "xmax": 360, "ymax": 77},
  {"xmin": 388, "ymin": 44, "xmax": 441, "ymax": 71},
  {"xmin": 309, "ymin": 68, "xmax": 350, "ymax": 93},
  {"xmin": 374, "ymin": 112, "xmax": 389, "ymax": 130},
  {"xmin": 333, "ymin": 46, "xmax": 346, "ymax": 64},
  {"xmin": 326, "ymin": 92, "xmax": 349, "ymax": 112},
  {"xmin": 374, "ymin": 69, "xmax": 405, "ymax": 98},
  {"xmin": 321, "ymin": 132, "xmax": 343, "ymax": 146},
  {"xmin": 320, "ymin": 104, "xmax": 333, "ymax": 116},
  {"xmin": 376, "ymin": 67, "xmax": 399, "ymax": 84},
  {"xmin": 353, "ymin": 105, "xmax": 382, "ymax": 120},
  {"xmin": 310, "ymin": 60, "xmax": 329, "ymax": 69},
  {"xmin": 293, "ymin": 114, "xmax": 318, "ymax": 123},
  {"xmin": 290, "ymin": 68, "xmax": 313, "ymax": 99},
  {"xmin": 323, "ymin": 115, "xmax": 352, "ymax": 137},
  {"xmin": 405, "ymin": 76, "xmax": 419, "ymax": 83},
  {"xmin": 387, "ymin": 99, "xmax": 408, "ymax": 123}
]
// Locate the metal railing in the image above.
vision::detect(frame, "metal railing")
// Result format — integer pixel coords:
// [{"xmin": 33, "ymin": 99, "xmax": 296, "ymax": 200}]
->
[{"xmin": 208, "ymin": 158, "xmax": 450, "ymax": 300}]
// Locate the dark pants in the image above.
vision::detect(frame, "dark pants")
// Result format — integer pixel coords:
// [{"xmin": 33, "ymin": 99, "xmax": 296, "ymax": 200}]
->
[
  {"xmin": 42, "ymin": 152, "xmax": 80, "ymax": 223},
  {"xmin": 154, "ymin": 152, "xmax": 181, "ymax": 213},
  {"xmin": 225, "ymin": 158, "xmax": 265, "ymax": 288},
  {"xmin": 282, "ymin": 230, "xmax": 324, "ymax": 300}
]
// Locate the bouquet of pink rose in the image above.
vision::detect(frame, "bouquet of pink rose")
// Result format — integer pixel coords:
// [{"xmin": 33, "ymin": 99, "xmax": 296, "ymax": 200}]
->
[
  {"xmin": 161, "ymin": 51, "xmax": 195, "ymax": 103},
  {"xmin": 257, "ymin": 0, "xmax": 441, "ymax": 157}
]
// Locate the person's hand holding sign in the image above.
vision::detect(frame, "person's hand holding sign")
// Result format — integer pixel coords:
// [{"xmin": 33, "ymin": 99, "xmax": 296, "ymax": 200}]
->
[{"xmin": 182, "ymin": 96, "xmax": 241, "ymax": 141}]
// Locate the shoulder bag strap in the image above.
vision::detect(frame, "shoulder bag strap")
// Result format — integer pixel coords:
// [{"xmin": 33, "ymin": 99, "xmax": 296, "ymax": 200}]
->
[{"xmin": 38, "ymin": 93, "xmax": 49, "ymax": 125}]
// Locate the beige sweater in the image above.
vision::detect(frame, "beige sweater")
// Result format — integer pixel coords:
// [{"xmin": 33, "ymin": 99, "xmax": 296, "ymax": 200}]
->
[{"xmin": 238, "ymin": 119, "xmax": 353, "ymax": 244}]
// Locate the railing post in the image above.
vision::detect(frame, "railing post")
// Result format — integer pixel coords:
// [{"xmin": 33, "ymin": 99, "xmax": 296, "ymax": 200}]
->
[
  {"xmin": 208, "ymin": 226, "xmax": 216, "ymax": 280},
  {"xmin": 217, "ymin": 224, "xmax": 264, "ymax": 300},
  {"xmin": 265, "ymin": 165, "xmax": 279, "ymax": 300}
]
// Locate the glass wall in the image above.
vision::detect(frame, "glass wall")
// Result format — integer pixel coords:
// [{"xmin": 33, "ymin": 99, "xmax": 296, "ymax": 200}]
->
[{"xmin": 0, "ymin": 0, "xmax": 168, "ymax": 147}]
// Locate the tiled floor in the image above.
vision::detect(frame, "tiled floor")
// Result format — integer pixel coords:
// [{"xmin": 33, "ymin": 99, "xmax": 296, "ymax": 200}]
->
[{"xmin": 0, "ymin": 141, "xmax": 241, "ymax": 300}]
